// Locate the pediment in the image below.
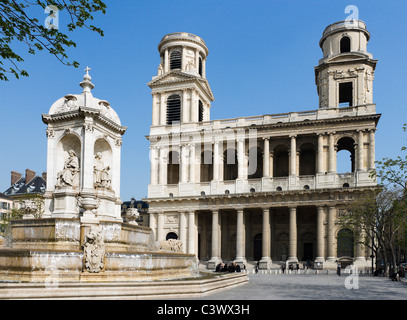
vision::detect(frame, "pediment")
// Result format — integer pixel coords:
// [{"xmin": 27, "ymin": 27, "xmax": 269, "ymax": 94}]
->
[
  {"xmin": 324, "ymin": 52, "xmax": 372, "ymax": 64},
  {"xmin": 148, "ymin": 70, "xmax": 215, "ymax": 101},
  {"xmin": 148, "ymin": 70, "xmax": 197, "ymax": 87}
]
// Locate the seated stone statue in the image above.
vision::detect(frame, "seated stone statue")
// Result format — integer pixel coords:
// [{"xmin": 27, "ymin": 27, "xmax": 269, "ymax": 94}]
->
[
  {"xmin": 94, "ymin": 152, "xmax": 112, "ymax": 189},
  {"xmin": 56, "ymin": 150, "xmax": 79, "ymax": 188}
]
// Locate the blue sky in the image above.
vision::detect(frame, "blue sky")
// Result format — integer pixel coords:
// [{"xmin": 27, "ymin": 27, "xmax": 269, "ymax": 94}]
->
[{"xmin": 0, "ymin": 0, "xmax": 406, "ymax": 200}]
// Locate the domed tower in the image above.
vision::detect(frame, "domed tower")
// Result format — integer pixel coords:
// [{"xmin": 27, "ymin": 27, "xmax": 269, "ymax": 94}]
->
[
  {"xmin": 315, "ymin": 20, "xmax": 377, "ymax": 109},
  {"xmin": 42, "ymin": 68, "xmax": 127, "ymax": 223},
  {"xmin": 148, "ymin": 32, "xmax": 215, "ymax": 126}
]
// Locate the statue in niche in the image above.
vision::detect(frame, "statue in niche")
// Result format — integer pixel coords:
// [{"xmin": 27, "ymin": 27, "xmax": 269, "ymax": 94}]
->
[
  {"xmin": 83, "ymin": 226, "xmax": 105, "ymax": 273},
  {"xmin": 94, "ymin": 152, "xmax": 112, "ymax": 189},
  {"xmin": 157, "ymin": 64, "xmax": 163, "ymax": 76},
  {"xmin": 56, "ymin": 150, "xmax": 79, "ymax": 188}
]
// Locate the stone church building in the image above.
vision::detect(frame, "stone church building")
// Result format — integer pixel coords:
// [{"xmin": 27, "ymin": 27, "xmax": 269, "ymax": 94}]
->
[{"xmin": 145, "ymin": 20, "xmax": 380, "ymax": 270}]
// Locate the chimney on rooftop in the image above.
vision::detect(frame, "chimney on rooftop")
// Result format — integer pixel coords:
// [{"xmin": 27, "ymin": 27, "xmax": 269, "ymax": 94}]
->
[
  {"xmin": 25, "ymin": 169, "xmax": 36, "ymax": 183},
  {"xmin": 11, "ymin": 171, "xmax": 22, "ymax": 186}
]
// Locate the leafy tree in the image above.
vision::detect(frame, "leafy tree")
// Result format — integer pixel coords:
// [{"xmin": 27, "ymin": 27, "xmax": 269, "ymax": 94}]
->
[{"xmin": 0, "ymin": 0, "xmax": 107, "ymax": 81}]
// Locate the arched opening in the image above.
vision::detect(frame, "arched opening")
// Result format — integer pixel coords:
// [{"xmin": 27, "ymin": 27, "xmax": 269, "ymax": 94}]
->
[
  {"xmin": 56, "ymin": 134, "xmax": 81, "ymax": 188},
  {"xmin": 198, "ymin": 100, "xmax": 204, "ymax": 122},
  {"xmin": 166, "ymin": 232, "xmax": 178, "ymax": 240},
  {"xmin": 94, "ymin": 138, "xmax": 113, "ymax": 190},
  {"xmin": 337, "ymin": 137, "xmax": 356, "ymax": 173},
  {"xmin": 248, "ymin": 146, "xmax": 263, "ymax": 179},
  {"xmin": 167, "ymin": 151, "xmax": 180, "ymax": 184},
  {"xmin": 170, "ymin": 50, "xmax": 182, "ymax": 70},
  {"xmin": 223, "ymin": 149, "xmax": 238, "ymax": 180},
  {"xmin": 339, "ymin": 82, "xmax": 353, "ymax": 107},
  {"xmin": 340, "ymin": 36, "xmax": 351, "ymax": 53},
  {"xmin": 253, "ymin": 233, "xmax": 262, "ymax": 261},
  {"xmin": 200, "ymin": 150, "xmax": 213, "ymax": 182},
  {"xmin": 299, "ymin": 143, "xmax": 316, "ymax": 176},
  {"xmin": 337, "ymin": 228, "xmax": 354, "ymax": 258},
  {"xmin": 273, "ymin": 145, "xmax": 289, "ymax": 177},
  {"xmin": 166, "ymin": 94, "xmax": 181, "ymax": 125}
]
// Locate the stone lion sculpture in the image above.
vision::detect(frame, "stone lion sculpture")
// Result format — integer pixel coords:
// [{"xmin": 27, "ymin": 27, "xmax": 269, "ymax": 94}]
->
[
  {"xmin": 156, "ymin": 239, "xmax": 184, "ymax": 253},
  {"xmin": 83, "ymin": 226, "xmax": 105, "ymax": 273}
]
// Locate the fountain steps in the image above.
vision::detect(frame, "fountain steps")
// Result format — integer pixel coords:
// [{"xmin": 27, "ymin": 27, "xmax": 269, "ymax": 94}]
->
[{"xmin": 0, "ymin": 273, "xmax": 248, "ymax": 300}]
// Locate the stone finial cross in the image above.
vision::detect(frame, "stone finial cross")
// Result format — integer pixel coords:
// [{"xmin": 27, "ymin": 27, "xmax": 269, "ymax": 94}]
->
[{"xmin": 85, "ymin": 66, "xmax": 91, "ymax": 75}]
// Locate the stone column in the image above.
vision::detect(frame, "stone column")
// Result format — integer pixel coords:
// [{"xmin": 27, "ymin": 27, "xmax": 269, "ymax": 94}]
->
[
  {"xmin": 164, "ymin": 49, "xmax": 169, "ymax": 73},
  {"xmin": 237, "ymin": 138, "xmax": 245, "ymax": 179},
  {"xmin": 180, "ymin": 144, "xmax": 188, "ymax": 183},
  {"xmin": 152, "ymin": 93, "xmax": 159, "ymax": 126},
  {"xmin": 328, "ymin": 132, "xmax": 336, "ymax": 173},
  {"xmin": 263, "ymin": 138, "xmax": 270, "ymax": 178},
  {"xmin": 195, "ymin": 50, "xmax": 200, "ymax": 74},
  {"xmin": 188, "ymin": 211, "xmax": 196, "ymax": 254},
  {"xmin": 269, "ymin": 151, "xmax": 274, "ymax": 178},
  {"xmin": 290, "ymin": 135, "xmax": 297, "ymax": 176},
  {"xmin": 288, "ymin": 207, "xmax": 298, "ymax": 262},
  {"xmin": 208, "ymin": 210, "xmax": 221, "ymax": 268},
  {"xmin": 235, "ymin": 209, "xmax": 247, "ymax": 265},
  {"xmin": 179, "ymin": 212, "xmax": 187, "ymax": 253},
  {"xmin": 316, "ymin": 206, "xmax": 325, "ymax": 262},
  {"xmin": 190, "ymin": 89, "xmax": 197, "ymax": 123},
  {"xmin": 357, "ymin": 130, "xmax": 364, "ymax": 171},
  {"xmin": 317, "ymin": 133, "xmax": 325, "ymax": 174},
  {"xmin": 159, "ymin": 147, "xmax": 168, "ymax": 185},
  {"xmin": 189, "ymin": 143, "xmax": 195, "ymax": 182},
  {"xmin": 150, "ymin": 146, "xmax": 159, "ymax": 185},
  {"xmin": 213, "ymin": 141, "xmax": 220, "ymax": 180},
  {"xmin": 160, "ymin": 93, "xmax": 166, "ymax": 126},
  {"xmin": 182, "ymin": 89, "xmax": 189, "ymax": 123},
  {"xmin": 368, "ymin": 129, "xmax": 376, "ymax": 170},
  {"xmin": 157, "ymin": 212, "xmax": 164, "ymax": 241},
  {"xmin": 149, "ymin": 212, "xmax": 157, "ymax": 241},
  {"xmin": 327, "ymin": 206, "xmax": 336, "ymax": 261},
  {"xmin": 259, "ymin": 207, "xmax": 272, "ymax": 269}
]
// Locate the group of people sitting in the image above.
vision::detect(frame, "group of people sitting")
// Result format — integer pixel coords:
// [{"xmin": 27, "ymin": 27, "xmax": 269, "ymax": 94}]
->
[{"xmin": 215, "ymin": 262, "xmax": 243, "ymax": 273}]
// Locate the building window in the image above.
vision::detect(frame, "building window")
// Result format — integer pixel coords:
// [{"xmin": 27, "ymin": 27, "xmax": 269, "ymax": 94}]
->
[
  {"xmin": 167, "ymin": 151, "xmax": 180, "ymax": 184},
  {"xmin": 223, "ymin": 149, "xmax": 238, "ymax": 180},
  {"xmin": 166, "ymin": 94, "xmax": 181, "ymax": 125},
  {"xmin": 339, "ymin": 82, "xmax": 353, "ymax": 107},
  {"xmin": 199, "ymin": 57, "xmax": 203, "ymax": 76},
  {"xmin": 337, "ymin": 137, "xmax": 356, "ymax": 173},
  {"xmin": 200, "ymin": 150, "xmax": 213, "ymax": 182},
  {"xmin": 248, "ymin": 147, "xmax": 263, "ymax": 179},
  {"xmin": 166, "ymin": 232, "xmax": 178, "ymax": 240},
  {"xmin": 274, "ymin": 146, "xmax": 289, "ymax": 177},
  {"xmin": 340, "ymin": 36, "xmax": 351, "ymax": 53},
  {"xmin": 170, "ymin": 50, "xmax": 182, "ymax": 70},
  {"xmin": 198, "ymin": 100, "xmax": 204, "ymax": 122}
]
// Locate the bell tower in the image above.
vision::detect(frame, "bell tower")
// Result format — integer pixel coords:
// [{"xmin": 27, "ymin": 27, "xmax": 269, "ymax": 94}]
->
[
  {"xmin": 148, "ymin": 32, "xmax": 215, "ymax": 126},
  {"xmin": 315, "ymin": 20, "xmax": 377, "ymax": 109}
]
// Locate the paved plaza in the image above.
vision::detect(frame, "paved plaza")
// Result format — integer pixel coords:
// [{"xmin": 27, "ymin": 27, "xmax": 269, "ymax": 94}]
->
[{"xmin": 196, "ymin": 273, "xmax": 407, "ymax": 300}]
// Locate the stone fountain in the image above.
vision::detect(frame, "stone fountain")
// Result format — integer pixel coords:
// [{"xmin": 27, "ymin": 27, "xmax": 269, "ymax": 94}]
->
[{"xmin": 0, "ymin": 69, "xmax": 198, "ymax": 285}]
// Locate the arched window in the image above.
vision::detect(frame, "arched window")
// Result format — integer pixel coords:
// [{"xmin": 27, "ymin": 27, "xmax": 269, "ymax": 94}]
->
[
  {"xmin": 248, "ymin": 146, "xmax": 263, "ymax": 179},
  {"xmin": 337, "ymin": 137, "xmax": 356, "ymax": 173},
  {"xmin": 200, "ymin": 150, "xmax": 213, "ymax": 182},
  {"xmin": 166, "ymin": 94, "xmax": 181, "ymax": 125},
  {"xmin": 198, "ymin": 100, "xmax": 204, "ymax": 122},
  {"xmin": 166, "ymin": 232, "xmax": 178, "ymax": 240},
  {"xmin": 337, "ymin": 229, "xmax": 354, "ymax": 257},
  {"xmin": 340, "ymin": 36, "xmax": 351, "ymax": 53},
  {"xmin": 167, "ymin": 151, "xmax": 179, "ymax": 184},
  {"xmin": 224, "ymin": 149, "xmax": 238, "ymax": 180},
  {"xmin": 273, "ymin": 146, "xmax": 289, "ymax": 177},
  {"xmin": 170, "ymin": 50, "xmax": 182, "ymax": 70}
]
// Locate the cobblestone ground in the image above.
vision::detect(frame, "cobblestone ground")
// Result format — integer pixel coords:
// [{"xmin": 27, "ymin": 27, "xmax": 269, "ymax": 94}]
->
[{"xmin": 197, "ymin": 273, "xmax": 407, "ymax": 300}]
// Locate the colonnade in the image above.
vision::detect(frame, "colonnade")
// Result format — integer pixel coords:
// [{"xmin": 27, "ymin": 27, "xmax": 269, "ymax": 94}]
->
[{"xmin": 149, "ymin": 129, "xmax": 376, "ymax": 185}]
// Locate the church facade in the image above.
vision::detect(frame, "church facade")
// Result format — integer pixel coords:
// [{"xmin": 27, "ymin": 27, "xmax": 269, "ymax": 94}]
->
[{"xmin": 145, "ymin": 20, "xmax": 380, "ymax": 270}]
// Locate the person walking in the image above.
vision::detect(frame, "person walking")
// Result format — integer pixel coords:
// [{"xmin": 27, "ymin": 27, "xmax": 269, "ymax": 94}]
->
[{"xmin": 337, "ymin": 262, "xmax": 341, "ymax": 276}]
